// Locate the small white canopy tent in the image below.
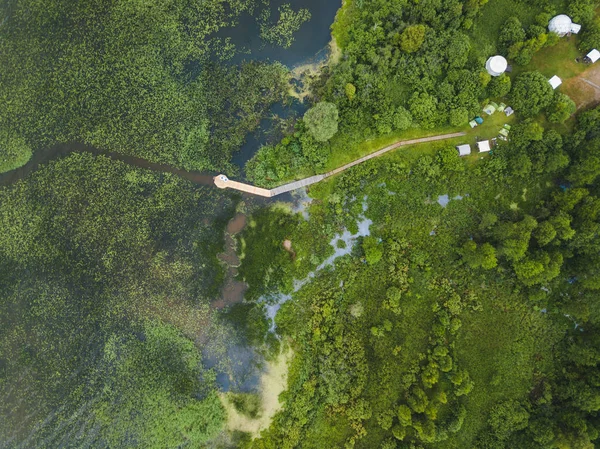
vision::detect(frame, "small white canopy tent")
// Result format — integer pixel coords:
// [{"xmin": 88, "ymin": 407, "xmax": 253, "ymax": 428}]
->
[
  {"xmin": 549, "ymin": 75, "xmax": 562, "ymax": 89},
  {"xmin": 549, "ymin": 15, "xmax": 573, "ymax": 37},
  {"xmin": 587, "ymin": 49, "xmax": 600, "ymax": 63},
  {"xmin": 477, "ymin": 141, "xmax": 491, "ymax": 153},
  {"xmin": 457, "ymin": 144, "xmax": 471, "ymax": 156},
  {"xmin": 486, "ymin": 56, "xmax": 508, "ymax": 77},
  {"xmin": 571, "ymin": 23, "xmax": 582, "ymax": 34}
]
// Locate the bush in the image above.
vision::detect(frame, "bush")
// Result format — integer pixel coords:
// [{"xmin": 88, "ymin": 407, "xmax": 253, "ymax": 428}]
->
[
  {"xmin": 487, "ymin": 74, "xmax": 511, "ymax": 98},
  {"xmin": 579, "ymin": 23, "xmax": 600, "ymax": 51},
  {"xmin": 409, "ymin": 92, "xmax": 440, "ymax": 129},
  {"xmin": 449, "ymin": 107, "xmax": 468, "ymax": 126},
  {"xmin": 488, "ymin": 400, "xmax": 530, "ymax": 440},
  {"xmin": 393, "ymin": 106, "xmax": 413, "ymax": 130},
  {"xmin": 303, "ymin": 102, "xmax": 339, "ymax": 142},
  {"xmin": 547, "ymin": 92, "xmax": 576, "ymax": 123},
  {"xmin": 568, "ymin": 0, "xmax": 596, "ymax": 24},
  {"xmin": 499, "ymin": 17, "xmax": 526, "ymax": 50},
  {"xmin": 511, "ymin": 72, "xmax": 554, "ymax": 118},
  {"xmin": 345, "ymin": 83, "xmax": 356, "ymax": 101},
  {"xmin": 399, "ymin": 25, "xmax": 427, "ymax": 53},
  {"xmin": 363, "ymin": 236, "xmax": 383, "ymax": 265},
  {"xmin": 0, "ymin": 130, "xmax": 32, "ymax": 173}
]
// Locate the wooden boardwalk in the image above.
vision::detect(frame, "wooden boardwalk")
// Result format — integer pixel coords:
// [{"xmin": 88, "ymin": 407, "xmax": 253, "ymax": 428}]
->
[{"xmin": 214, "ymin": 131, "xmax": 466, "ymax": 197}]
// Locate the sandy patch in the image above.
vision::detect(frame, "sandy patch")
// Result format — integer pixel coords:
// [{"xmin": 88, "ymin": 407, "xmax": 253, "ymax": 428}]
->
[
  {"xmin": 282, "ymin": 239, "xmax": 296, "ymax": 260},
  {"xmin": 222, "ymin": 347, "xmax": 292, "ymax": 436},
  {"xmin": 227, "ymin": 213, "xmax": 247, "ymax": 235}
]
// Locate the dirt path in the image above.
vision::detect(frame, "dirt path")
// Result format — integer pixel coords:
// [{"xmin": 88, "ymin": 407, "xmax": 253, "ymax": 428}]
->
[
  {"xmin": 214, "ymin": 131, "xmax": 467, "ymax": 197},
  {"xmin": 563, "ymin": 62, "xmax": 600, "ymax": 110}
]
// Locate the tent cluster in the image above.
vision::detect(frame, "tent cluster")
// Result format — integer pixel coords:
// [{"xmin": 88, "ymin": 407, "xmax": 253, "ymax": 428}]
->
[
  {"xmin": 469, "ymin": 116, "xmax": 484, "ymax": 128},
  {"xmin": 456, "ymin": 141, "xmax": 492, "ymax": 157},
  {"xmin": 483, "ymin": 102, "xmax": 508, "ymax": 116}
]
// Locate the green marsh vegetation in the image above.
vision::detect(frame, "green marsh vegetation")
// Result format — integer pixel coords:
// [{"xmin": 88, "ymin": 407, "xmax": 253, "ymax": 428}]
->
[
  {"xmin": 0, "ymin": 153, "xmax": 241, "ymax": 446},
  {"xmin": 0, "ymin": 0, "xmax": 329, "ymax": 446},
  {"xmin": 0, "ymin": 0, "xmax": 291, "ymax": 174},
  {"xmin": 259, "ymin": 4, "xmax": 312, "ymax": 49},
  {"xmin": 3, "ymin": 0, "xmax": 600, "ymax": 447}
]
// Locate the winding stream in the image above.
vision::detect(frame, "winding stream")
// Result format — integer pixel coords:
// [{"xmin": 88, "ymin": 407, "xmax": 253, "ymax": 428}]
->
[{"xmin": 0, "ymin": 143, "xmax": 217, "ymax": 189}]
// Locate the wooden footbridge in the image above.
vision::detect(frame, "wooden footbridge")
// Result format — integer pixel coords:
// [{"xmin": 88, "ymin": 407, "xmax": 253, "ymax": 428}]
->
[{"xmin": 214, "ymin": 132, "xmax": 466, "ymax": 197}]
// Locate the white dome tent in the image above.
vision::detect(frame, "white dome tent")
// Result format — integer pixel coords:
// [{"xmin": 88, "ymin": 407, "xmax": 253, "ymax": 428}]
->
[
  {"xmin": 485, "ymin": 55, "xmax": 508, "ymax": 77},
  {"xmin": 548, "ymin": 15, "xmax": 578, "ymax": 37}
]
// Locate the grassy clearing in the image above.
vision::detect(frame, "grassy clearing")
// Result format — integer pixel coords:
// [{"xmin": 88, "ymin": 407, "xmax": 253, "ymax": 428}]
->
[
  {"xmin": 469, "ymin": 0, "xmax": 566, "ymax": 57},
  {"xmin": 325, "ymin": 110, "xmax": 516, "ymax": 175},
  {"xmin": 327, "ymin": 126, "xmax": 457, "ymax": 170},
  {"xmin": 514, "ymin": 36, "xmax": 587, "ymax": 79}
]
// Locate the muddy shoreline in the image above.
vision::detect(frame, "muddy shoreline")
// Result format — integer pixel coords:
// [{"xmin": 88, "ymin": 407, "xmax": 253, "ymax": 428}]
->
[{"xmin": 214, "ymin": 213, "xmax": 249, "ymax": 309}]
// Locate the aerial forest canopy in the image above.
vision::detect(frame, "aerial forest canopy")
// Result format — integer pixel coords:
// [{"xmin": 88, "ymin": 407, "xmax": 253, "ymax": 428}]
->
[
  {"xmin": 5, "ymin": 0, "xmax": 600, "ymax": 448},
  {"xmin": 0, "ymin": 0, "xmax": 291, "ymax": 173},
  {"xmin": 241, "ymin": 107, "xmax": 600, "ymax": 449}
]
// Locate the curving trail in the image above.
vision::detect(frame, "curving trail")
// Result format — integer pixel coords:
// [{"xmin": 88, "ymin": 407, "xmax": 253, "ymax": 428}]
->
[{"xmin": 214, "ymin": 131, "xmax": 467, "ymax": 197}]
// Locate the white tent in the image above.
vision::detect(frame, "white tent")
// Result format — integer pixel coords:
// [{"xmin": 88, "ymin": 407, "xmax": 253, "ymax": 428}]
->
[
  {"xmin": 457, "ymin": 144, "xmax": 471, "ymax": 156},
  {"xmin": 549, "ymin": 75, "xmax": 562, "ymax": 89},
  {"xmin": 587, "ymin": 49, "xmax": 600, "ymax": 63},
  {"xmin": 485, "ymin": 55, "xmax": 508, "ymax": 77},
  {"xmin": 548, "ymin": 15, "xmax": 573, "ymax": 37},
  {"xmin": 571, "ymin": 23, "xmax": 582, "ymax": 34},
  {"xmin": 477, "ymin": 141, "xmax": 491, "ymax": 153}
]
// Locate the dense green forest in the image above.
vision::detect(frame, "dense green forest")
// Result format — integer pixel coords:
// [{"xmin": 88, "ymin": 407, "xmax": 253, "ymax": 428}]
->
[
  {"xmin": 246, "ymin": 0, "xmax": 598, "ymax": 186},
  {"xmin": 241, "ymin": 107, "xmax": 600, "ymax": 449},
  {"xmin": 3, "ymin": 0, "xmax": 600, "ymax": 448},
  {"xmin": 238, "ymin": 0, "xmax": 600, "ymax": 448}
]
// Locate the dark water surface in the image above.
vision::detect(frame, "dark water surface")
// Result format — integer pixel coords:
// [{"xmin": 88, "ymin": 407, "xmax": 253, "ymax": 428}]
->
[
  {"xmin": 221, "ymin": 0, "xmax": 340, "ymax": 172},
  {"xmin": 232, "ymin": 100, "xmax": 309, "ymax": 178},
  {"xmin": 219, "ymin": 0, "xmax": 340, "ymax": 67}
]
